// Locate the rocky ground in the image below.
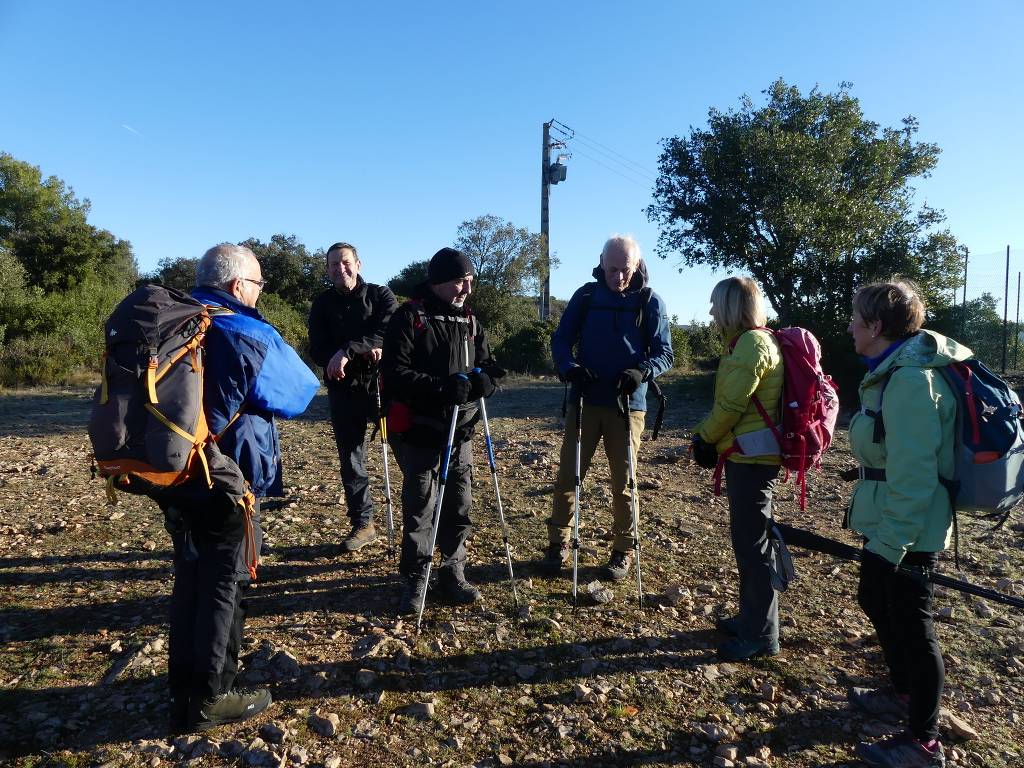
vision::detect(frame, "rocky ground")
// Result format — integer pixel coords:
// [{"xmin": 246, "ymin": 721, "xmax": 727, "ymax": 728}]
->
[{"xmin": 0, "ymin": 374, "xmax": 1022, "ymax": 767}]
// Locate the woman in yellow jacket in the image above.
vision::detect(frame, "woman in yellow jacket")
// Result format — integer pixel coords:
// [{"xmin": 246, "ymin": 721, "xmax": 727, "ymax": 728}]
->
[{"xmin": 691, "ymin": 277, "xmax": 784, "ymax": 661}]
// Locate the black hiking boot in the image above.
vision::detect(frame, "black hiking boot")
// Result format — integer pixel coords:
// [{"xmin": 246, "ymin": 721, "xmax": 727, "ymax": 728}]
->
[
  {"xmin": 438, "ymin": 566, "xmax": 481, "ymax": 605},
  {"xmin": 188, "ymin": 687, "xmax": 272, "ymax": 730},
  {"xmin": 540, "ymin": 542, "xmax": 571, "ymax": 575},
  {"xmin": 398, "ymin": 572, "xmax": 431, "ymax": 615},
  {"xmin": 715, "ymin": 615, "xmax": 741, "ymax": 637},
  {"xmin": 605, "ymin": 550, "xmax": 632, "ymax": 582}
]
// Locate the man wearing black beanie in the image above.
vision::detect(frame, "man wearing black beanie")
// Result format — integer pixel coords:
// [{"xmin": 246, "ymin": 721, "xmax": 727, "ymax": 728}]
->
[{"xmin": 381, "ymin": 247, "xmax": 507, "ymax": 614}]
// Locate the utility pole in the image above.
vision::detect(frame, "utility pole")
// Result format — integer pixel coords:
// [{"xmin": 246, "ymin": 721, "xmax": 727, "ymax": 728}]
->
[
  {"xmin": 539, "ymin": 119, "xmax": 571, "ymax": 321},
  {"xmin": 1002, "ymin": 245, "xmax": 1010, "ymax": 374},
  {"xmin": 962, "ymin": 246, "xmax": 968, "ymax": 306}
]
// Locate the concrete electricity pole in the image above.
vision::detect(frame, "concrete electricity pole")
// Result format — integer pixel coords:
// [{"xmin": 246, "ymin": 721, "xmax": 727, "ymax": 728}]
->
[{"xmin": 540, "ymin": 119, "xmax": 571, "ymax": 321}]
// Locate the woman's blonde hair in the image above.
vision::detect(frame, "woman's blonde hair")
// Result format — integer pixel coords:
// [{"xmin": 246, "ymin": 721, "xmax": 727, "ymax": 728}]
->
[{"xmin": 710, "ymin": 276, "xmax": 767, "ymax": 333}]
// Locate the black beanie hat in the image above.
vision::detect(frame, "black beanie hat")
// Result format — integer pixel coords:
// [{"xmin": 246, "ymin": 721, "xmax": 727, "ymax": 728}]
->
[{"xmin": 428, "ymin": 247, "xmax": 474, "ymax": 284}]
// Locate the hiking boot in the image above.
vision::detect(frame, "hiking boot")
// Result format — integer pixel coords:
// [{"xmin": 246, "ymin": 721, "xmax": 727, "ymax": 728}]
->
[
  {"xmin": 438, "ymin": 567, "xmax": 482, "ymax": 605},
  {"xmin": 341, "ymin": 523, "xmax": 377, "ymax": 553},
  {"xmin": 856, "ymin": 733, "xmax": 945, "ymax": 767},
  {"xmin": 605, "ymin": 550, "xmax": 632, "ymax": 582},
  {"xmin": 848, "ymin": 686, "xmax": 910, "ymax": 719},
  {"xmin": 715, "ymin": 615, "xmax": 741, "ymax": 637},
  {"xmin": 716, "ymin": 636, "xmax": 780, "ymax": 662},
  {"xmin": 540, "ymin": 542, "xmax": 571, "ymax": 575},
  {"xmin": 189, "ymin": 687, "xmax": 272, "ymax": 730},
  {"xmin": 398, "ymin": 573, "xmax": 431, "ymax": 615}
]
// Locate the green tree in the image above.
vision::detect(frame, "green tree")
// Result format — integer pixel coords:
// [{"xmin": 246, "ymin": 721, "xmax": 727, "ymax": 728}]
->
[
  {"xmin": 149, "ymin": 256, "xmax": 198, "ymax": 291},
  {"xmin": 454, "ymin": 214, "xmax": 552, "ymax": 296},
  {"xmin": 0, "ymin": 153, "xmax": 137, "ymax": 293},
  {"xmin": 647, "ymin": 79, "xmax": 962, "ymax": 340},
  {"xmin": 240, "ymin": 234, "xmax": 327, "ymax": 310},
  {"xmin": 387, "ymin": 259, "xmax": 430, "ymax": 300}
]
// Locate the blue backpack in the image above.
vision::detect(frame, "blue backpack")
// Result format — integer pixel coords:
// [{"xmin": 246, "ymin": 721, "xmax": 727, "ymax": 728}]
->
[{"xmin": 871, "ymin": 358, "xmax": 1024, "ymax": 527}]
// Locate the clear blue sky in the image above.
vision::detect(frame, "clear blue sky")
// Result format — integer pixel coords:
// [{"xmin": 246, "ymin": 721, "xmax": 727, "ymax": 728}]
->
[{"xmin": 3, "ymin": 1, "xmax": 1023, "ymax": 322}]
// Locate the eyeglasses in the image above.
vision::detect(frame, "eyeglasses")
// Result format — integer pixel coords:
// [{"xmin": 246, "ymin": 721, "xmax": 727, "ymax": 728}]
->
[{"xmin": 241, "ymin": 277, "xmax": 267, "ymax": 290}]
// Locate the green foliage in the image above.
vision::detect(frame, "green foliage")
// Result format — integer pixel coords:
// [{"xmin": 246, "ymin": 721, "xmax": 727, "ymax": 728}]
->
[
  {"xmin": 0, "ymin": 152, "xmax": 137, "ymax": 294},
  {"xmin": 470, "ymin": 284, "xmax": 537, "ymax": 349},
  {"xmin": 683, "ymin": 320, "xmax": 724, "ymax": 369},
  {"xmin": 454, "ymin": 214, "xmax": 553, "ymax": 296},
  {"xmin": 929, "ymin": 294, "xmax": 1012, "ymax": 369},
  {"xmin": 648, "ymin": 79, "xmax": 963, "ymax": 344},
  {"xmin": 257, "ymin": 292, "xmax": 312, "ymax": 361},
  {"xmin": 495, "ymin": 321, "xmax": 556, "ymax": 374},
  {"xmin": 669, "ymin": 322, "xmax": 691, "ymax": 369},
  {"xmin": 149, "ymin": 256, "xmax": 198, "ymax": 291},
  {"xmin": 387, "ymin": 259, "xmax": 429, "ymax": 300},
  {"xmin": 241, "ymin": 234, "xmax": 326, "ymax": 311}
]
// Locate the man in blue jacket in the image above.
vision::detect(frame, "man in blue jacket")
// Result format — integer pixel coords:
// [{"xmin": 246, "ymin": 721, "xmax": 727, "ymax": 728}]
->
[
  {"xmin": 169, "ymin": 244, "xmax": 319, "ymax": 732},
  {"xmin": 544, "ymin": 235, "xmax": 673, "ymax": 581}
]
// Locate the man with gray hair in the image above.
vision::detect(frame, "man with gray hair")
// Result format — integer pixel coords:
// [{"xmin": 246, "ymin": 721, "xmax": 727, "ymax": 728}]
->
[
  {"xmin": 544, "ymin": 235, "xmax": 673, "ymax": 582},
  {"xmin": 167, "ymin": 243, "xmax": 318, "ymax": 732}
]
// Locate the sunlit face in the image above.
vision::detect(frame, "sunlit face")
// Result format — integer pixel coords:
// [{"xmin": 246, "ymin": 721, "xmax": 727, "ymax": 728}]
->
[
  {"xmin": 431, "ymin": 274, "xmax": 473, "ymax": 308},
  {"xmin": 327, "ymin": 248, "xmax": 361, "ymax": 292},
  {"xmin": 848, "ymin": 309, "xmax": 883, "ymax": 356},
  {"xmin": 601, "ymin": 243, "xmax": 638, "ymax": 293},
  {"xmin": 233, "ymin": 254, "xmax": 265, "ymax": 309}
]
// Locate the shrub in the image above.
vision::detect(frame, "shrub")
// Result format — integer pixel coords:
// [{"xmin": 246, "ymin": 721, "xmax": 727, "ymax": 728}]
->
[{"xmin": 495, "ymin": 321, "xmax": 556, "ymax": 374}]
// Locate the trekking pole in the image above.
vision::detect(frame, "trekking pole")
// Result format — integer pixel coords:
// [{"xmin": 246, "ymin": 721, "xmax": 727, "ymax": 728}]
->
[
  {"xmin": 621, "ymin": 393, "xmax": 644, "ymax": 609},
  {"xmin": 478, "ymin": 392, "xmax": 519, "ymax": 610},
  {"xmin": 374, "ymin": 371, "xmax": 396, "ymax": 561},
  {"xmin": 571, "ymin": 393, "xmax": 584, "ymax": 608},
  {"xmin": 416, "ymin": 399, "xmax": 463, "ymax": 634}
]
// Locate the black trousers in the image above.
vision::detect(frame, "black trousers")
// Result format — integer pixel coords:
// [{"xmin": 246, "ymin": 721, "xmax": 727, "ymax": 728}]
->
[
  {"xmin": 725, "ymin": 462, "xmax": 781, "ymax": 643},
  {"xmin": 328, "ymin": 386, "xmax": 375, "ymax": 528},
  {"xmin": 167, "ymin": 499, "xmax": 254, "ymax": 703},
  {"xmin": 392, "ymin": 434, "xmax": 473, "ymax": 577},
  {"xmin": 857, "ymin": 547, "xmax": 944, "ymax": 741}
]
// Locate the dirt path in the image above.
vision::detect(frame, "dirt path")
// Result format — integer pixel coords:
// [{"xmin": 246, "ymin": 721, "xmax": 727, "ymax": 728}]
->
[{"xmin": 1, "ymin": 377, "xmax": 1021, "ymax": 767}]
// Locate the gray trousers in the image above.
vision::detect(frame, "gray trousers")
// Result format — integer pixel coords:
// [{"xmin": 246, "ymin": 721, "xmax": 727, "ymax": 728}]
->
[
  {"xmin": 392, "ymin": 435, "xmax": 473, "ymax": 577},
  {"xmin": 725, "ymin": 461, "xmax": 781, "ymax": 643}
]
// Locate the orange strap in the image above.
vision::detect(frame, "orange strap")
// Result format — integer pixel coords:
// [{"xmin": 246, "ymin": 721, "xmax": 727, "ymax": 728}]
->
[
  {"xmin": 240, "ymin": 490, "xmax": 259, "ymax": 580},
  {"xmin": 146, "ymin": 356, "xmax": 159, "ymax": 403}
]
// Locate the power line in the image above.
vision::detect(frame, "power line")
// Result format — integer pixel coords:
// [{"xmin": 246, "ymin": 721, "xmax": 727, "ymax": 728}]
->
[
  {"xmin": 570, "ymin": 128, "xmax": 659, "ymax": 178},
  {"xmin": 569, "ymin": 134, "xmax": 658, "ymax": 183},
  {"xmin": 569, "ymin": 146, "xmax": 653, "ymax": 188}
]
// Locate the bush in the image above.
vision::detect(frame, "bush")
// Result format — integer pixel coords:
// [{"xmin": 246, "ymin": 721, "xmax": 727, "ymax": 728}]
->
[
  {"xmin": 669, "ymin": 323, "xmax": 691, "ymax": 369},
  {"xmin": 683, "ymin": 321, "xmax": 723, "ymax": 369},
  {"xmin": 0, "ymin": 333, "xmax": 92, "ymax": 386},
  {"xmin": 258, "ymin": 292, "xmax": 312, "ymax": 363},
  {"xmin": 495, "ymin": 321, "xmax": 556, "ymax": 374}
]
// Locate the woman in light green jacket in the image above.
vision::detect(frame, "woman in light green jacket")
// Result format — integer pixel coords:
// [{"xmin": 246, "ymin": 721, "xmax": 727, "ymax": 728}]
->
[
  {"xmin": 847, "ymin": 280, "xmax": 958, "ymax": 768},
  {"xmin": 692, "ymin": 277, "xmax": 783, "ymax": 662}
]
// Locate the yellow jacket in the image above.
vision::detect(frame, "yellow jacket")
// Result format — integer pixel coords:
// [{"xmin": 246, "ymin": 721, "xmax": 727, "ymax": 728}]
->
[{"xmin": 696, "ymin": 328, "xmax": 783, "ymax": 465}]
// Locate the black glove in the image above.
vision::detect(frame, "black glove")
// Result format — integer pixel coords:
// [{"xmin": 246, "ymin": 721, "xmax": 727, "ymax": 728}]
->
[
  {"xmin": 482, "ymin": 364, "xmax": 507, "ymax": 382},
  {"xmin": 442, "ymin": 373, "xmax": 472, "ymax": 406},
  {"xmin": 468, "ymin": 370, "xmax": 496, "ymax": 400},
  {"xmin": 564, "ymin": 366, "xmax": 597, "ymax": 386},
  {"xmin": 691, "ymin": 436, "xmax": 719, "ymax": 470},
  {"xmin": 617, "ymin": 368, "xmax": 644, "ymax": 396}
]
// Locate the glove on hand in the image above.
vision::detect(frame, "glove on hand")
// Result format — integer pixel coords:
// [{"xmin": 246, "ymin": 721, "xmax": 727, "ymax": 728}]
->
[
  {"xmin": 468, "ymin": 370, "xmax": 496, "ymax": 400},
  {"xmin": 482, "ymin": 364, "xmax": 508, "ymax": 381},
  {"xmin": 564, "ymin": 366, "xmax": 597, "ymax": 386},
  {"xmin": 690, "ymin": 436, "xmax": 719, "ymax": 470},
  {"xmin": 442, "ymin": 373, "xmax": 472, "ymax": 406},
  {"xmin": 617, "ymin": 368, "xmax": 644, "ymax": 396}
]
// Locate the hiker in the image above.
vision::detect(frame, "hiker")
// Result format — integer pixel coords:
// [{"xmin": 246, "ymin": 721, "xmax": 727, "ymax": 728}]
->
[
  {"xmin": 691, "ymin": 277, "xmax": 784, "ymax": 662},
  {"xmin": 308, "ymin": 242, "xmax": 399, "ymax": 554},
  {"xmin": 544, "ymin": 234, "xmax": 673, "ymax": 582},
  {"xmin": 381, "ymin": 247, "xmax": 505, "ymax": 614},
  {"xmin": 845, "ymin": 280, "xmax": 961, "ymax": 768},
  {"xmin": 168, "ymin": 244, "xmax": 319, "ymax": 732}
]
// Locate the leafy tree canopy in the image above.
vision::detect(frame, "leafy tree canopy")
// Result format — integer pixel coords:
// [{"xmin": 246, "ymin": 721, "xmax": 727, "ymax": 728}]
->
[
  {"xmin": 0, "ymin": 152, "xmax": 137, "ymax": 293},
  {"xmin": 387, "ymin": 259, "xmax": 429, "ymax": 300},
  {"xmin": 647, "ymin": 79, "xmax": 963, "ymax": 338},
  {"xmin": 454, "ymin": 214, "xmax": 554, "ymax": 297},
  {"xmin": 240, "ymin": 234, "xmax": 327, "ymax": 309}
]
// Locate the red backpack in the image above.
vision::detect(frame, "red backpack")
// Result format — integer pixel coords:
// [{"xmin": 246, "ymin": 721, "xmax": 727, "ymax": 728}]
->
[{"xmin": 715, "ymin": 327, "xmax": 839, "ymax": 509}]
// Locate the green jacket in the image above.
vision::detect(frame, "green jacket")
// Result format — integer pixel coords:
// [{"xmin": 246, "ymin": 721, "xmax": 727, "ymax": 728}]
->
[
  {"xmin": 696, "ymin": 328, "xmax": 783, "ymax": 466},
  {"xmin": 848, "ymin": 329, "xmax": 972, "ymax": 564}
]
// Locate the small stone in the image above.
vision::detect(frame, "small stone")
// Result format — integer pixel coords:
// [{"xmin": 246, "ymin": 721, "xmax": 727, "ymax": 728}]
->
[
  {"xmin": 287, "ymin": 745, "xmax": 308, "ymax": 764},
  {"xmin": 941, "ymin": 709, "xmax": 979, "ymax": 740},
  {"xmin": 573, "ymin": 684, "xmax": 592, "ymax": 701},
  {"xmin": 587, "ymin": 580, "xmax": 614, "ymax": 604},
  {"xmin": 109, "ymin": 640, "xmax": 123, "ymax": 654},
  {"xmin": 308, "ymin": 712, "xmax": 340, "ymax": 737},
  {"xmin": 191, "ymin": 738, "xmax": 218, "ymax": 757},
  {"xmin": 760, "ymin": 682, "xmax": 777, "ymax": 703},
  {"xmin": 498, "ymin": 753, "xmax": 514, "ymax": 766},
  {"xmin": 935, "ymin": 606, "xmax": 955, "ymax": 621},
  {"xmin": 355, "ymin": 669, "xmax": 378, "ymax": 688},
  {"xmin": 324, "ymin": 757, "xmax": 342, "ymax": 768},
  {"xmin": 270, "ymin": 649, "xmax": 302, "ymax": 678},
  {"xmin": 715, "ymin": 745, "xmax": 739, "ymax": 761},
  {"xmin": 259, "ymin": 722, "xmax": 286, "ymax": 744},
  {"xmin": 220, "ymin": 739, "xmax": 246, "ymax": 757},
  {"xmin": 397, "ymin": 701, "xmax": 435, "ymax": 719},
  {"xmin": 713, "ymin": 758, "xmax": 734, "ymax": 768},
  {"xmin": 142, "ymin": 540, "xmax": 157, "ymax": 551},
  {"xmin": 516, "ymin": 664, "xmax": 537, "ymax": 680}
]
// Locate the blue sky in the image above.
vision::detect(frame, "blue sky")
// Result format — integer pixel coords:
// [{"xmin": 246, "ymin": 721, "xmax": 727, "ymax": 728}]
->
[{"xmin": 3, "ymin": 1, "xmax": 1023, "ymax": 322}]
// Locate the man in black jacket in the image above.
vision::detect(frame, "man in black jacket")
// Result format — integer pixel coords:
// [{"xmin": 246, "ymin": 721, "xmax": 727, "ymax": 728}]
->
[
  {"xmin": 308, "ymin": 242, "xmax": 399, "ymax": 553},
  {"xmin": 381, "ymin": 247, "xmax": 504, "ymax": 614}
]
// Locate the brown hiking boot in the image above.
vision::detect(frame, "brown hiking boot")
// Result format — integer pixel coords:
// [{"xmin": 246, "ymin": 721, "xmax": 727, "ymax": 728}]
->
[{"xmin": 340, "ymin": 523, "xmax": 377, "ymax": 553}]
